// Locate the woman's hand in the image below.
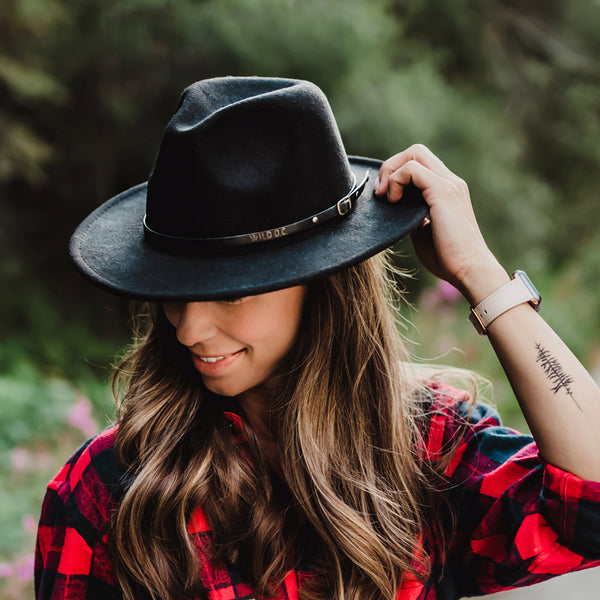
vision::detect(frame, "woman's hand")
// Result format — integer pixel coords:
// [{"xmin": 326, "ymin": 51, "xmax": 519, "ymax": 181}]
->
[{"xmin": 375, "ymin": 144, "xmax": 509, "ymax": 306}]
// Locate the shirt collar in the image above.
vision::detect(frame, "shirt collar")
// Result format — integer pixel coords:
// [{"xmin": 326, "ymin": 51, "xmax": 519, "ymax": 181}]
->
[{"xmin": 223, "ymin": 410, "xmax": 248, "ymax": 443}]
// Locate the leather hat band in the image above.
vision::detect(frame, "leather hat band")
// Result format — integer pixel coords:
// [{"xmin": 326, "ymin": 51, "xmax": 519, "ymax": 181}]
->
[{"xmin": 143, "ymin": 173, "xmax": 369, "ymax": 253}]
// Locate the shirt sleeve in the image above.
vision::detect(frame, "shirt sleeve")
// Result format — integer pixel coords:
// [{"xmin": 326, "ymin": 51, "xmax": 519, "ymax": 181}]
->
[
  {"xmin": 424, "ymin": 382, "xmax": 600, "ymax": 597},
  {"xmin": 35, "ymin": 428, "xmax": 123, "ymax": 600}
]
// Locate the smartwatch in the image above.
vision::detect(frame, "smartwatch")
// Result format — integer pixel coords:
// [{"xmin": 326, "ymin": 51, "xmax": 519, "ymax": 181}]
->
[{"xmin": 469, "ymin": 270, "xmax": 541, "ymax": 335}]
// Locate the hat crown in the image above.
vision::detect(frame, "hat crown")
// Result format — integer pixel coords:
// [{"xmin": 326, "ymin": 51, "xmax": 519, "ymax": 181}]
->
[{"xmin": 145, "ymin": 77, "xmax": 355, "ymax": 245}]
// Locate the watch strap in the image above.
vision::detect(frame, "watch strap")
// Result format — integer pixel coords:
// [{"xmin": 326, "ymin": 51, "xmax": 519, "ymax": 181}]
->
[{"xmin": 469, "ymin": 272, "xmax": 540, "ymax": 335}]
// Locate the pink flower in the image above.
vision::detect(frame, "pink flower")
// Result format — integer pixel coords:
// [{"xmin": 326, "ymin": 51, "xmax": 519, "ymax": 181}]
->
[
  {"xmin": 67, "ymin": 396, "xmax": 98, "ymax": 438},
  {"xmin": 16, "ymin": 554, "xmax": 35, "ymax": 581},
  {"xmin": 10, "ymin": 447, "xmax": 30, "ymax": 473},
  {"xmin": 439, "ymin": 280, "xmax": 461, "ymax": 302},
  {"xmin": 420, "ymin": 280, "xmax": 462, "ymax": 310},
  {"xmin": 0, "ymin": 563, "xmax": 12, "ymax": 578},
  {"xmin": 22, "ymin": 514, "xmax": 37, "ymax": 533}
]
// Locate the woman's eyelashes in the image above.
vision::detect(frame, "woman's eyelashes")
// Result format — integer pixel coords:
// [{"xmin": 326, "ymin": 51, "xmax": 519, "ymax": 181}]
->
[{"xmin": 219, "ymin": 296, "xmax": 250, "ymax": 305}]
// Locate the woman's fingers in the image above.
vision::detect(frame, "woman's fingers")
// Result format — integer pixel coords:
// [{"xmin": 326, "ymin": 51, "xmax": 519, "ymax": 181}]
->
[
  {"xmin": 379, "ymin": 158, "xmax": 450, "ymax": 205},
  {"xmin": 375, "ymin": 143, "xmax": 456, "ymax": 196}
]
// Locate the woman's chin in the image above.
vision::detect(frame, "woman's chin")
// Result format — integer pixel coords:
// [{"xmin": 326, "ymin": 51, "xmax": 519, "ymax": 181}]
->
[{"xmin": 201, "ymin": 377, "xmax": 247, "ymax": 398}]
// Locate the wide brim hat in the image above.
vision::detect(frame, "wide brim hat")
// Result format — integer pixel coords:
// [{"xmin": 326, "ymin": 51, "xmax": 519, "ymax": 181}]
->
[{"xmin": 70, "ymin": 77, "xmax": 428, "ymax": 301}]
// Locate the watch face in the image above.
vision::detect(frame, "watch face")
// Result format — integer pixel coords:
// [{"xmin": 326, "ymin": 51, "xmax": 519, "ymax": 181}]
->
[{"xmin": 514, "ymin": 270, "xmax": 542, "ymax": 309}]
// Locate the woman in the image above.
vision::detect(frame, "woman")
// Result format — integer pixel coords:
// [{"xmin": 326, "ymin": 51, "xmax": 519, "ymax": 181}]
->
[{"xmin": 35, "ymin": 77, "xmax": 600, "ymax": 600}]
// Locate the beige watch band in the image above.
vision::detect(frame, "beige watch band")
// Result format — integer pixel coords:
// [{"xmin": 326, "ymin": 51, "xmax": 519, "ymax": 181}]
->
[{"xmin": 469, "ymin": 270, "xmax": 541, "ymax": 335}]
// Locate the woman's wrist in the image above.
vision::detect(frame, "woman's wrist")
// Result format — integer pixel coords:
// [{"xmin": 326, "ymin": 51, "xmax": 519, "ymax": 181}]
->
[{"xmin": 456, "ymin": 260, "xmax": 510, "ymax": 307}]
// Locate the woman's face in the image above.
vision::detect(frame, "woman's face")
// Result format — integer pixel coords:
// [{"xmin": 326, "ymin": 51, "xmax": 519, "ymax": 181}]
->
[{"xmin": 163, "ymin": 286, "xmax": 305, "ymax": 400}]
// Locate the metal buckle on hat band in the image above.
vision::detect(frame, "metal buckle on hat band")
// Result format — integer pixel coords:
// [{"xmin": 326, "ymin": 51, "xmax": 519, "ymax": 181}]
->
[
  {"xmin": 143, "ymin": 172, "xmax": 370, "ymax": 253},
  {"xmin": 337, "ymin": 197, "xmax": 352, "ymax": 216}
]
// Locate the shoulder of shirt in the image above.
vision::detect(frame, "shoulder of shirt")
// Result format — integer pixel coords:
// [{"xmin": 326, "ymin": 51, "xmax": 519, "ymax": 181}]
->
[
  {"xmin": 411, "ymin": 380, "xmax": 512, "ymax": 471},
  {"xmin": 48, "ymin": 423, "xmax": 127, "ymax": 503},
  {"xmin": 415, "ymin": 379, "xmax": 503, "ymax": 432}
]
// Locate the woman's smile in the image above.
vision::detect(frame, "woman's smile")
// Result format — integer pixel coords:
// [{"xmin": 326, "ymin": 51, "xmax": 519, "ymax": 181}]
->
[
  {"xmin": 163, "ymin": 286, "xmax": 305, "ymax": 400},
  {"xmin": 191, "ymin": 348, "xmax": 246, "ymax": 375}
]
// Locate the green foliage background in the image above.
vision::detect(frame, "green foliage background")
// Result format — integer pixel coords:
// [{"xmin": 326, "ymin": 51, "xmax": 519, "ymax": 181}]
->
[{"xmin": 1, "ymin": 0, "xmax": 599, "ymax": 594}]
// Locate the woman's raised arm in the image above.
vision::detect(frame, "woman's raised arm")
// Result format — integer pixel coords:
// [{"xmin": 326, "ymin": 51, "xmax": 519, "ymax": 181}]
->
[{"xmin": 376, "ymin": 144, "xmax": 600, "ymax": 481}]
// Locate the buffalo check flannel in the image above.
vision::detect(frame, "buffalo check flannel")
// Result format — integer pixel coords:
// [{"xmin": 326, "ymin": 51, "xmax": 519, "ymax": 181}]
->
[{"xmin": 35, "ymin": 382, "xmax": 600, "ymax": 599}]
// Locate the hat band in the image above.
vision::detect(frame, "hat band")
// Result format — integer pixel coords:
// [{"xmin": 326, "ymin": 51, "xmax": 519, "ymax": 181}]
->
[{"xmin": 143, "ymin": 173, "xmax": 369, "ymax": 253}]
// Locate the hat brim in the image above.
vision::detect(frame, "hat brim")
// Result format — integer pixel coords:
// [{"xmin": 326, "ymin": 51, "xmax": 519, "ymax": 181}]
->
[{"xmin": 69, "ymin": 156, "xmax": 428, "ymax": 301}]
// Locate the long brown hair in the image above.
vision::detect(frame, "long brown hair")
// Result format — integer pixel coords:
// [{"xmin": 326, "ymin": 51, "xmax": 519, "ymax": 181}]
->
[{"xmin": 111, "ymin": 251, "xmax": 455, "ymax": 600}]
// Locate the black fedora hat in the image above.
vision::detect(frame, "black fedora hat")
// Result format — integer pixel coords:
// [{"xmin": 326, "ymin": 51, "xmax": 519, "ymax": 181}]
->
[{"xmin": 69, "ymin": 76, "xmax": 428, "ymax": 301}]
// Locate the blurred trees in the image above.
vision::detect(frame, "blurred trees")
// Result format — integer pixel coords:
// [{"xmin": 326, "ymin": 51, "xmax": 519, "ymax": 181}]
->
[{"xmin": 1, "ymin": 0, "xmax": 599, "ymax": 376}]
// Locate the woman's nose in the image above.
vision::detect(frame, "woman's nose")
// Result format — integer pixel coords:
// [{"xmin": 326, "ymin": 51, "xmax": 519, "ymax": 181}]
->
[{"xmin": 171, "ymin": 302, "xmax": 218, "ymax": 347}]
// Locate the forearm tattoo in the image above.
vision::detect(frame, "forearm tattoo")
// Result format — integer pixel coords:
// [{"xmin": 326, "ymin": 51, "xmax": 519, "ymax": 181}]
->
[{"xmin": 535, "ymin": 343, "xmax": 582, "ymax": 411}]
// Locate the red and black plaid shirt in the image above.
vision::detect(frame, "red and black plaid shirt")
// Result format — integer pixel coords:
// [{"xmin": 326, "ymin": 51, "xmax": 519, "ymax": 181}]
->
[{"xmin": 35, "ymin": 382, "xmax": 600, "ymax": 599}]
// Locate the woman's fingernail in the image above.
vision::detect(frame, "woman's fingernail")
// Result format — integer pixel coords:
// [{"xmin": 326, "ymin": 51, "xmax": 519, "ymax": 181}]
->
[{"xmin": 374, "ymin": 176, "xmax": 380, "ymax": 194}]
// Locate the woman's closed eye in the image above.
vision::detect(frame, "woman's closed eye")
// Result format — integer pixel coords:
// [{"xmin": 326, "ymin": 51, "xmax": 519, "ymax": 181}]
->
[{"xmin": 219, "ymin": 296, "xmax": 250, "ymax": 305}]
